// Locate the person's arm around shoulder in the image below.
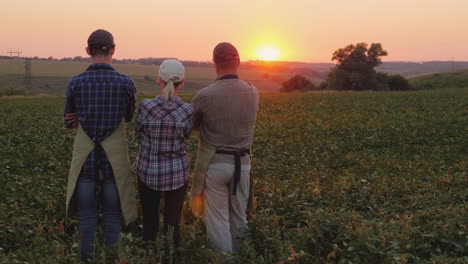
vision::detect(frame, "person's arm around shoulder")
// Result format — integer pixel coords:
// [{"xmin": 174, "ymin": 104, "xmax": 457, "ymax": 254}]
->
[
  {"xmin": 191, "ymin": 91, "xmax": 204, "ymax": 131},
  {"xmin": 183, "ymin": 103, "xmax": 195, "ymax": 140},
  {"xmin": 125, "ymin": 78, "xmax": 137, "ymax": 123},
  {"xmin": 134, "ymin": 100, "xmax": 149, "ymax": 141}
]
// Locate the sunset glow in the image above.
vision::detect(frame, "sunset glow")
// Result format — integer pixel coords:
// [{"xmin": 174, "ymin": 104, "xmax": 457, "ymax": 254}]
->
[
  {"xmin": 2, "ymin": 1, "xmax": 468, "ymax": 61},
  {"xmin": 256, "ymin": 45, "xmax": 281, "ymax": 61}
]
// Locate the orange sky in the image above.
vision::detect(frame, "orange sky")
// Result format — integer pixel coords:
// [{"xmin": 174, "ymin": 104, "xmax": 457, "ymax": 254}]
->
[{"xmin": 2, "ymin": 0, "xmax": 467, "ymax": 62}]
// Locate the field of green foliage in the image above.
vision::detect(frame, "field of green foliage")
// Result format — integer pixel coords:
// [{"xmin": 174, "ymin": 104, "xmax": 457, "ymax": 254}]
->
[
  {"xmin": 411, "ymin": 70, "xmax": 468, "ymax": 90},
  {"xmin": 0, "ymin": 89, "xmax": 466, "ymax": 263}
]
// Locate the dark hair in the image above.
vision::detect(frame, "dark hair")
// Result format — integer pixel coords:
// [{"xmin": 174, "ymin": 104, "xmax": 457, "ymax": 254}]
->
[
  {"xmin": 215, "ymin": 59, "xmax": 240, "ymax": 71},
  {"xmin": 88, "ymin": 43, "xmax": 114, "ymax": 57}
]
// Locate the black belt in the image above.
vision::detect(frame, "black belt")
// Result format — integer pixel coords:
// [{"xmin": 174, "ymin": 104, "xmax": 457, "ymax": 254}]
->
[{"xmin": 215, "ymin": 149, "xmax": 250, "ymax": 195}]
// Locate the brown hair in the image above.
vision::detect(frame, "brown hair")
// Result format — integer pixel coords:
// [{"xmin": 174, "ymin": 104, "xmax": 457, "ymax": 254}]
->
[
  {"xmin": 215, "ymin": 59, "xmax": 240, "ymax": 71},
  {"xmin": 88, "ymin": 44, "xmax": 114, "ymax": 57}
]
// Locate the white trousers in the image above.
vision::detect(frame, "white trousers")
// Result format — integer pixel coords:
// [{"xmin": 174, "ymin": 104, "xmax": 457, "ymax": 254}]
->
[{"xmin": 203, "ymin": 161, "xmax": 251, "ymax": 253}]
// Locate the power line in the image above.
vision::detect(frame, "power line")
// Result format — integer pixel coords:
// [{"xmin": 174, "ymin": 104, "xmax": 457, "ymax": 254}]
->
[
  {"xmin": 7, "ymin": 49, "xmax": 22, "ymax": 57},
  {"xmin": 6, "ymin": 49, "xmax": 32, "ymax": 89},
  {"xmin": 25, "ymin": 58, "xmax": 32, "ymax": 90},
  {"xmin": 452, "ymin": 56, "xmax": 455, "ymax": 72}
]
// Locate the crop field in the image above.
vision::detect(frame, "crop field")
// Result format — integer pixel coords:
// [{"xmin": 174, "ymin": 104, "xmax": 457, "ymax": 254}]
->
[
  {"xmin": 0, "ymin": 88, "xmax": 467, "ymax": 263},
  {"xmin": 0, "ymin": 59, "xmax": 290, "ymax": 95}
]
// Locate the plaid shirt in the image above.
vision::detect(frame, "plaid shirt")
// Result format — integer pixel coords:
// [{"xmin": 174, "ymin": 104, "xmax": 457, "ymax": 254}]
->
[
  {"xmin": 64, "ymin": 63, "xmax": 136, "ymax": 180},
  {"xmin": 133, "ymin": 96, "xmax": 193, "ymax": 191}
]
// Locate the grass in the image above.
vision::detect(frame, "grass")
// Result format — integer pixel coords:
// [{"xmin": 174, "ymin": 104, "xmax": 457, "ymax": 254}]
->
[
  {"xmin": 0, "ymin": 88, "xmax": 466, "ymax": 263},
  {"xmin": 410, "ymin": 70, "xmax": 468, "ymax": 90}
]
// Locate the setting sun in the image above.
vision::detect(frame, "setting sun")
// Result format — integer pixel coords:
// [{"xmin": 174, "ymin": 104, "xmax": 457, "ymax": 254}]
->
[{"xmin": 256, "ymin": 45, "xmax": 281, "ymax": 61}]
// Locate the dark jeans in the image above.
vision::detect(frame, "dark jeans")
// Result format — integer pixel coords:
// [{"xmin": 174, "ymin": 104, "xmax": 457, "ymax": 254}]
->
[
  {"xmin": 138, "ymin": 178, "xmax": 187, "ymax": 248},
  {"xmin": 77, "ymin": 157, "xmax": 121, "ymax": 261}
]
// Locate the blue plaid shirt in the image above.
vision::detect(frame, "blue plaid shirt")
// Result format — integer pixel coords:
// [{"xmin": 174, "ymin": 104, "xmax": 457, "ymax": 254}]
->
[
  {"xmin": 64, "ymin": 63, "xmax": 136, "ymax": 181},
  {"xmin": 64, "ymin": 63, "xmax": 136, "ymax": 143},
  {"xmin": 133, "ymin": 96, "xmax": 193, "ymax": 191}
]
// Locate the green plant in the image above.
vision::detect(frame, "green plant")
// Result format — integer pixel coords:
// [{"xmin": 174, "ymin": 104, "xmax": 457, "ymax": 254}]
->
[
  {"xmin": 3, "ymin": 88, "xmax": 25, "ymax": 96},
  {"xmin": 0, "ymin": 90, "xmax": 466, "ymax": 263}
]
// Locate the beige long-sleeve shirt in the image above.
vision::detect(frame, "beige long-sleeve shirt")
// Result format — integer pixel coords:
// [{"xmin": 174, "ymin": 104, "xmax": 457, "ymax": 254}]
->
[{"xmin": 192, "ymin": 75, "xmax": 259, "ymax": 154}]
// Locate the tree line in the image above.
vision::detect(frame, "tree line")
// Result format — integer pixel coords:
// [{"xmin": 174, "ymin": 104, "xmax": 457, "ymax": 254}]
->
[{"xmin": 281, "ymin": 43, "xmax": 411, "ymax": 92}]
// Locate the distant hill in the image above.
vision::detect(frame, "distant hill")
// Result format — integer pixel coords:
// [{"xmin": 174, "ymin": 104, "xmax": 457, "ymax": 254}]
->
[
  {"xmin": 409, "ymin": 70, "xmax": 468, "ymax": 90},
  {"xmin": 377, "ymin": 61, "xmax": 468, "ymax": 77},
  {"xmin": 242, "ymin": 61, "xmax": 468, "ymax": 80},
  {"xmin": 2, "ymin": 57, "xmax": 468, "ymax": 95}
]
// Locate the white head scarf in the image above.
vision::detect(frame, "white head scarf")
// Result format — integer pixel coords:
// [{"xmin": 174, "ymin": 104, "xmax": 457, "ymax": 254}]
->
[{"xmin": 158, "ymin": 59, "xmax": 185, "ymax": 101}]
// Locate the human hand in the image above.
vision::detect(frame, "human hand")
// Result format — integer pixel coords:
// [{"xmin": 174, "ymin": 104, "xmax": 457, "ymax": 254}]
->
[
  {"xmin": 190, "ymin": 190, "xmax": 204, "ymax": 218},
  {"xmin": 64, "ymin": 112, "xmax": 79, "ymax": 128}
]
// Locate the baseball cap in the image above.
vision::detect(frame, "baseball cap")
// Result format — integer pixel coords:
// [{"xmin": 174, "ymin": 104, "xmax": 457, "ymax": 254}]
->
[
  {"xmin": 159, "ymin": 59, "xmax": 185, "ymax": 83},
  {"xmin": 159, "ymin": 60, "xmax": 185, "ymax": 101},
  {"xmin": 87, "ymin": 29, "xmax": 115, "ymax": 47},
  {"xmin": 213, "ymin": 42, "xmax": 240, "ymax": 64}
]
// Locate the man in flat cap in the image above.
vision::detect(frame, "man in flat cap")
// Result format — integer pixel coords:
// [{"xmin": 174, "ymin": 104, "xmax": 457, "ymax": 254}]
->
[
  {"xmin": 191, "ymin": 42, "xmax": 259, "ymax": 253},
  {"xmin": 64, "ymin": 29, "xmax": 137, "ymax": 262}
]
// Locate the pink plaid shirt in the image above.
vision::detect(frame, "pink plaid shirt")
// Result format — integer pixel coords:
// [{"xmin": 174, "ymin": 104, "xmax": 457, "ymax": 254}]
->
[{"xmin": 133, "ymin": 96, "xmax": 193, "ymax": 191}]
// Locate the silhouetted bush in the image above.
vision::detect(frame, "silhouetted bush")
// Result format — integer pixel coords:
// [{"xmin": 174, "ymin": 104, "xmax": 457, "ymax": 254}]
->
[
  {"xmin": 280, "ymin": 75, "xmax": 317, "ymax": 92},
  {"xmin": 319, "ymin": 81, "xmax": 328, "ymax": 90},
  {"xmin": 388, "ymin": 74, "xmax": 412, "ymax": 91}
]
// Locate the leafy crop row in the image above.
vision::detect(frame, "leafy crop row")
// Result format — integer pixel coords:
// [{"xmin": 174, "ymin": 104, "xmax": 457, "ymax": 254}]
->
[{"xmin": 0, "ymin": 89, "xmax": 466, "ymax": 263}]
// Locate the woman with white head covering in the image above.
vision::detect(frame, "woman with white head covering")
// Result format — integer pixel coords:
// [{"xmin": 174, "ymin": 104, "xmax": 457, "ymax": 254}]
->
[
  {"xmin": 133, "ymin": 60, "xmax": 193, "ymax": 260},
  {"xmin": 158, "ymin": 59, "xmax": 185, "ymax": 101}
]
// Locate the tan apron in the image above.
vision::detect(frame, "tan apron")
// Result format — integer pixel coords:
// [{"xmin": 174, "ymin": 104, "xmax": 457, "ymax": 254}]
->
[
  {"xmin": 65, "ymin": 121, "xmax": 138, "ymax": 226},
  {"xmin": 190, "ymin": 136, "xmax": 254, "ymax": 217}
]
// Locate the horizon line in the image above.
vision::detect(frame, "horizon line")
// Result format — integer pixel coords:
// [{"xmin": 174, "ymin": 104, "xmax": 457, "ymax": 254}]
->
[{"xmin": 0, "ymin": 55, "xmax": 466, "ymax": 65}]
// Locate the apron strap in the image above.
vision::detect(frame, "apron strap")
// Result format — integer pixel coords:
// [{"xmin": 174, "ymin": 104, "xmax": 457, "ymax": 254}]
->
[{"xmin": 215, "ymin": 149, "xmax": 250, "ymax": 195}]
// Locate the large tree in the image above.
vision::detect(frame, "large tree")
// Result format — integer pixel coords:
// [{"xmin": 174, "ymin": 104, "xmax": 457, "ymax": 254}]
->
[{"xmin": 328, "ymin": 43, "xmax": 388, "ymax": 91}]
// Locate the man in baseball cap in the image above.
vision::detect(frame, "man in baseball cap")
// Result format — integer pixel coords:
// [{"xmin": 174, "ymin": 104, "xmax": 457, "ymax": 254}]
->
[
  {"xmin": 212, "ymin": 42, "xmax": 240, "ymax": 66},
  {"xmin": 191, "ymin": 42, "xmax": 259, "ymax": 253},
  {"xmin": 64, "ymin": 29, "xmax": 137, "ymax": 262},
  {"xmin": 87, "ymin": 29, "xmax": 115, "ymax": 56}
]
